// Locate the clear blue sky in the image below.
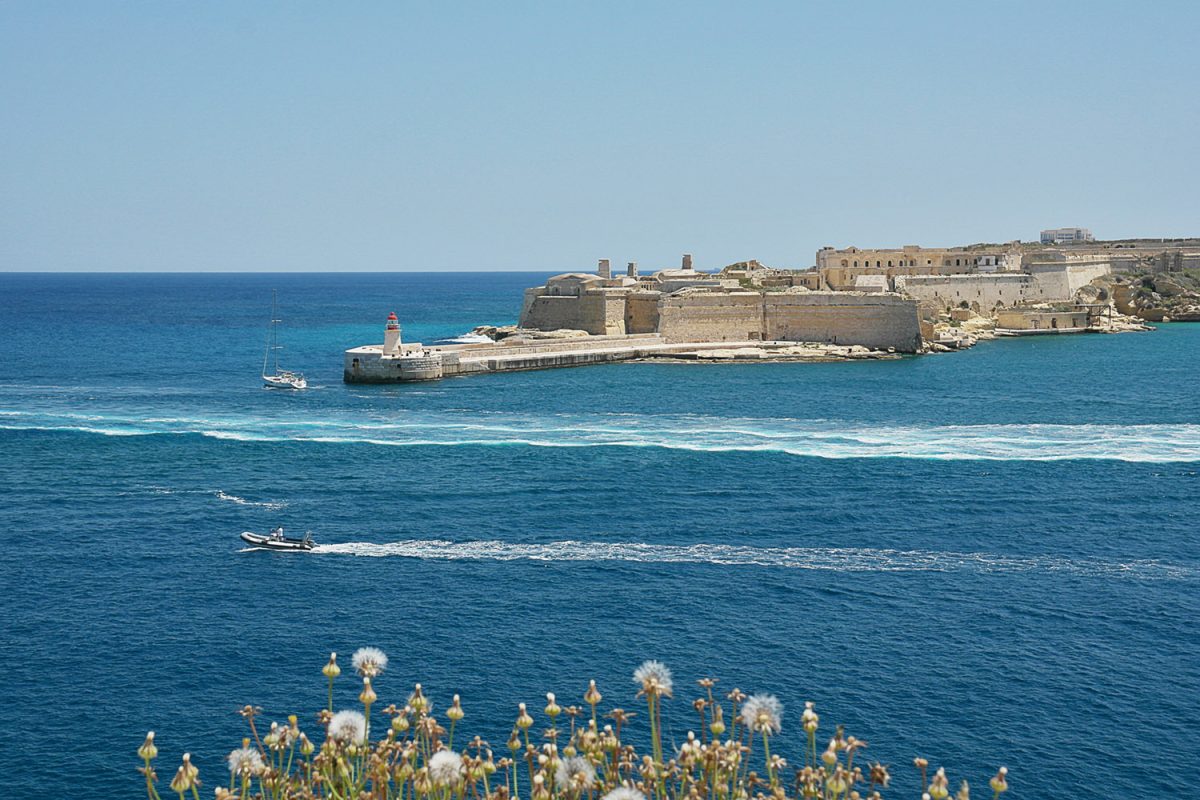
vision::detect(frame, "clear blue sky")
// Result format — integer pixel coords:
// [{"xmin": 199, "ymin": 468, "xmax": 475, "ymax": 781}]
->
[{"xmin": 2, "ymin": 1, "xmax": 1197, "ymax": 272}]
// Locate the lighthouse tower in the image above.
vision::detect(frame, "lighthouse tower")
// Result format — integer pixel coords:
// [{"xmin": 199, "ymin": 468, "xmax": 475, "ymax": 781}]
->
[{"xmin": 383, "ymin": 312, "xmax": 402, "ymax": 355}]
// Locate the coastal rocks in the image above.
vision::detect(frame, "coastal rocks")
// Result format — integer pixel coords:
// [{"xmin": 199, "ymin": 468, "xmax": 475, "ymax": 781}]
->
[{"xmin": 1100, "ymin": 272, "xmax": 1200, "ymax": 321}]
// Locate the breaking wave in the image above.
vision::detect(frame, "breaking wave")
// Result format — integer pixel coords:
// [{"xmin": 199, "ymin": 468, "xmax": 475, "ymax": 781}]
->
[
  {"xmin": 3, "ymin": 409, "xmax": 1200, "ymax": 462},
  {"xmin": 437, "ymin": 333, "xmax": 494, "ymax": 344},
  {"xmin": 310, "ymin": 538, "xmax": 1194, "ymax": 579},
  {"xmin": 215, "ymin": 491, "xmax": 288, "ymax": 510}
]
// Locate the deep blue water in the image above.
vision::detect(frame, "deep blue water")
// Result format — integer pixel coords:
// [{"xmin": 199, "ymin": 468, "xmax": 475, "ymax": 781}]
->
[{"xmin": 1, "ymin": 272, "xmax": 1198, "ymax": 799}]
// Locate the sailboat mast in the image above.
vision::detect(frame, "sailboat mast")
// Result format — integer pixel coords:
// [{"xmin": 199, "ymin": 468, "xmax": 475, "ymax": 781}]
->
[{"xmin": 272, "ymin": 291, "xmax": 280, "ymax": 373}]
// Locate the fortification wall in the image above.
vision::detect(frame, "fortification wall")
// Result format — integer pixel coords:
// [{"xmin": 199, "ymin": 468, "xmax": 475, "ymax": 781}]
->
[
  {"xmin": 896, "ymin": 263, "xmax": 1113, "ymax": 313},
  {"xmin": 896, "ymin": 274, "xmax": 1032, "ymax": 312},
  {"xmin": 519, "ymin": 295, "xmax": 585, "ymax": 331},
  {"xmin": 589, "ymin": 293, "xmax": 628, "ymax": 336},
  {"xmin": 763, "ymin": 293, "xmax": 922, "ymax": 353},
  {"xmin": 625, "ymin": 293, "xmax": 661, "ymax": 334},
  {"xmin": 657, "ymin": 292, "xmax": 763, "ymax": 343},
  {"xmin": 519, "ymin": 291, "xmax": 627, "ymax": 335},
  {"xmin": 1025, "ymin": 261, "xmax": 1112, "ymax": 299}
]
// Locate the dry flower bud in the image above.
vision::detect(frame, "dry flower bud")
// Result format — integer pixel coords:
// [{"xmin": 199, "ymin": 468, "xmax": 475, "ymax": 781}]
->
[
  {"xmin": 323, "ymin": 653, "xmax": 341, "ymax": 679},
  {"xmin": 137, "ymin": 731, "xmax": 157, "ymax": 761}
]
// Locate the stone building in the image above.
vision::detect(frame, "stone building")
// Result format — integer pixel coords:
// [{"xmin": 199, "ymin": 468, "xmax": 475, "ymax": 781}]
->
[
  {"xmin": 995, "ymin": 308, "xmax": 1091, "ymax": 333},
  {"xmin": 1040, "ymin": 227, "xmax": 1094, "ymax": 244}
]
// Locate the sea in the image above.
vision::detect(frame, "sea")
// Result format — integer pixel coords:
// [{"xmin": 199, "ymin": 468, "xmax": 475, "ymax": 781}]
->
[{"xmin": 1, "ymin": 272, "xmax": 1197, "ymax": 799}]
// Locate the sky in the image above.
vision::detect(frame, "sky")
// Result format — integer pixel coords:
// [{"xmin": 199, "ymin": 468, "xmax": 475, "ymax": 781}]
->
[{"xmin": 1, "ymin": 1, "xmax": 1198, "ymax": 272}]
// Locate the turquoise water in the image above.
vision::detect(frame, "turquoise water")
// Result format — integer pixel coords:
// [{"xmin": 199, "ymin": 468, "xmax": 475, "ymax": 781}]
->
[{"xmin": 1, "ymin": 272, "xmax": 1198, "ymax": 798}]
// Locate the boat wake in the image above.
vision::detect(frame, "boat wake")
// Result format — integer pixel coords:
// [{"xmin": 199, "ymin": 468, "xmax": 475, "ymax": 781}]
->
[
  {"xmin": 4, "ymin": 409, "xmax": 1200, "ymax": 462},
  {"xmin": 310, "ymin": 538, "xmax": 1195, "ymax": 579}
]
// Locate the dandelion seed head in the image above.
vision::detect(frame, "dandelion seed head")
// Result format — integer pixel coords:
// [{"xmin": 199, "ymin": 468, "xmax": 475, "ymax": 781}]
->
[
  {"xmin": 740, "ymin": 693, "xmax": 783, "ymax": 735},
  {"xmin": 555, "ymin": 755, "xmax": 596, "ymax": 791},
  {"xmin": 328, "ymin": 710, "xmax": 367, "ymax": 744},
  {"xmin": 602, "ymin": 787, "xmax": 646, "ymax": 800},
  {"xmin": 351, "ymin": 647, "xmax": 388, "ymax": 678},
  {"xmin": 632, "ymin": 660, "xmax": 673, "ymax": 697},
  {"xmin": 429, "ymin": 749, "xmax": 465, "ymax": 785},
  {"xmin": 227, "ymin": 746, "xmax": 265, "ymax": 776}
]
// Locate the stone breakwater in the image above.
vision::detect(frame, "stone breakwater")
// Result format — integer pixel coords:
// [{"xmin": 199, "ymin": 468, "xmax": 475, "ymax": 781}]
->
[{"xmin": 343, "ymin": 333, "xmax": 899, "ymax": 383}]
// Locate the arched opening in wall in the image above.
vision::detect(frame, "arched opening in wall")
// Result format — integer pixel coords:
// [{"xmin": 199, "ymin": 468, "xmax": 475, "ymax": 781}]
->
[
  {"xmin": 841, "ymin": 259, "xmax": 849, "ymax": 267},
  {"xmin": 351, "ymin": 358, "xmax": 360, "ymax": 372},
  {"xmin": 955, "ymin": 259, "xmax": 961, "ymax": 266},
  {"xmin": 853, "ymin": 260, "xmax": 859, "ymax": 267},
  {"xmin": 876, "ymin": 261, "xmax": 882, "ymax": 268},
  {"xmin": 888, "ymin": 260, "xmax": 893, "ymax": 267},
  {"xmin": 971, "ymin": 301, "xmax": 981, "ymax": 313}
]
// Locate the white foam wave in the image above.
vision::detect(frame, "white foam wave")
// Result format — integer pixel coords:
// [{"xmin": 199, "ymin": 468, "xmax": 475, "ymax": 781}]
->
[
  {"xmin": 310, "ymin": 538, "xmax": 1193, "ymax": 578},
  {"xmin": 440, "ymin": 333, "xmax": 494, "ymax": 344},
  {"xmin": 215, "ymin": 491, "xmax": 288, "ymax": 510},
  {"xmin": 5, "ymin": 410, "xmax": 1200, "ymax": 462}
]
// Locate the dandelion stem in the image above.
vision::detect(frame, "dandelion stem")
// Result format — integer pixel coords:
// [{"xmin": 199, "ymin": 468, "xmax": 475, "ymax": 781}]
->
[{"xmin": 761, "ymin": 731, "xmax": 775, "ymax": 789}]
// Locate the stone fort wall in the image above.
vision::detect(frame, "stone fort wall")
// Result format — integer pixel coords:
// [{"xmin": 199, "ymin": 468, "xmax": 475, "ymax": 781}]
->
[
  {"xmin": 657, "ymin": 292, "xmax": 763, "ymax": 343},
  {"xmin": 521, "ymin": 293, "xmax": 627, "ymax": 335},
  {"xmin": 763, "ymin": 293, "xmax": 922, "ymax": 352},
  {"xmin": 895, "ymin": 262, "xmax": 1111, "ymax": 313},
  {"xmin": 521, "ymin": 285, "xmax": 923, "ymax": 353}
]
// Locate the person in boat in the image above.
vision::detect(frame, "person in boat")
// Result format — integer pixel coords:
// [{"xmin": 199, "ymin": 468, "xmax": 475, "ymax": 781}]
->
[{"xmin": 271, "ymin": 526, "xmax": 284, "ymax": 540}]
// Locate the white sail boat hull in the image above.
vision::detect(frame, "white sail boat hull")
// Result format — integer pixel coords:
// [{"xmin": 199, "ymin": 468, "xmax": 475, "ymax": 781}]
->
[{"xmin": 263, "ymin": 373, "xmax": 307, "ymax": 389}]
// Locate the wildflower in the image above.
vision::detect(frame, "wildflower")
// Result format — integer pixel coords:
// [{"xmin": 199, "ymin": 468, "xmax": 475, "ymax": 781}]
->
[
  {"xmin": 555, "ymin": 755, "xmax": 597, "ymax": 791},
  {"xmin": 989, "ymin": 767, "xmax": 1008, "ymax": 796},
  {"xmin": 170, "ymin": 753, "xmax": 199, "ymax": 794},
  {"xmin": 322, "ymin": 653, "xmax": 341, "ymax": 679},
  {"xmin": 360, "ymin": 677, "xmax": 377, "ymax": 706},
  {"xmin": 516, "ymin": 703, "xmax": 534, "ymax": 730},
  {"xmin": 739, "ymin": 694, "xmax": 783, "ymax": 735},
  {"xmin": 169, "ymin": 765, "xmax": 192, "ymax": 794},
  {"xmin": 584, "ymin": 680, "xmax": 602, "ymax": 707},
  {"xmin": 709, "ymin": 703, "xmax": 725, "ymax": 736},
  {"xmin": 409, "ymin": 684, "xmax": 428, "ymax": 712},
  {"xmin": 633, "ymin": 660, "xmax": 673, "ymax": 698},
  {"xmin": 447, "ymin": 694, "xmax": 465, "ymax": 721},
  {"xmin": 929, "ymin": 767, "xmax": 950, "ymax": 800},
  {"xmin": 182, "ymin": 753, "xmax": 198, "ymax": 783},
  {"xmin": 602, "ymin": 787, "xmax": 646, "ymax": 800},
  {"xmin": 545, "ymin": 692, "xmax": 562, "ymax": 718},
  {"xmin": 227, "ymin": 746, "xmax": 266, "ymax": 777},
  {"xmin": 869, "ymin": 763, "xmax": 890, "ymax": 788},
  {"xmin": 328, "ymin": 710, "xmax": 367, "ymax": 745},
  {"xmin": 352, "ymin": 647, "xmax": 388, "ymax": 678},
  {"xmin": 957, "ymin": 780, "xmax": 971, "ymax": 800},
  {"xmin": 138, "ymin": 731, "xmax": 158, "ymax": 761},
  {"xmin": 429, "ymin": 749, "xmax": 465, "ymax": 786},
  {"xmin": 802, "ymin": 702, "xmax": 819, "ymax": 734}
]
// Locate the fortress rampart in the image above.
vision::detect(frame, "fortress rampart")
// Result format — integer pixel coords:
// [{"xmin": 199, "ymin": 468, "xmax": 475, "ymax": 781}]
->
[{"xmin": 895, "ymin": 260, "xmax": 1112, "ymax": 314}]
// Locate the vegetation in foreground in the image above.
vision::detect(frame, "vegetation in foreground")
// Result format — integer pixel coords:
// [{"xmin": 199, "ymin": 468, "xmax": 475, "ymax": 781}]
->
[{"xmin": 138, "ymin": 648, "xmax": 1009, "ymax": 800}]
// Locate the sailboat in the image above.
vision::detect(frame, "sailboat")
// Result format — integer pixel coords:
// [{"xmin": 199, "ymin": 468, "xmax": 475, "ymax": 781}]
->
[{"xmin": 263, "ymin": 290, "xmax": 307, "ymax": 389}]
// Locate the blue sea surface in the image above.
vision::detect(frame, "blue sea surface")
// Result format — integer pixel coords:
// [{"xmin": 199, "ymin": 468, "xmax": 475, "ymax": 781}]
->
[{"xmin": 1, "ymin": 272, "xmax": 1197, "ymax": 799}]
